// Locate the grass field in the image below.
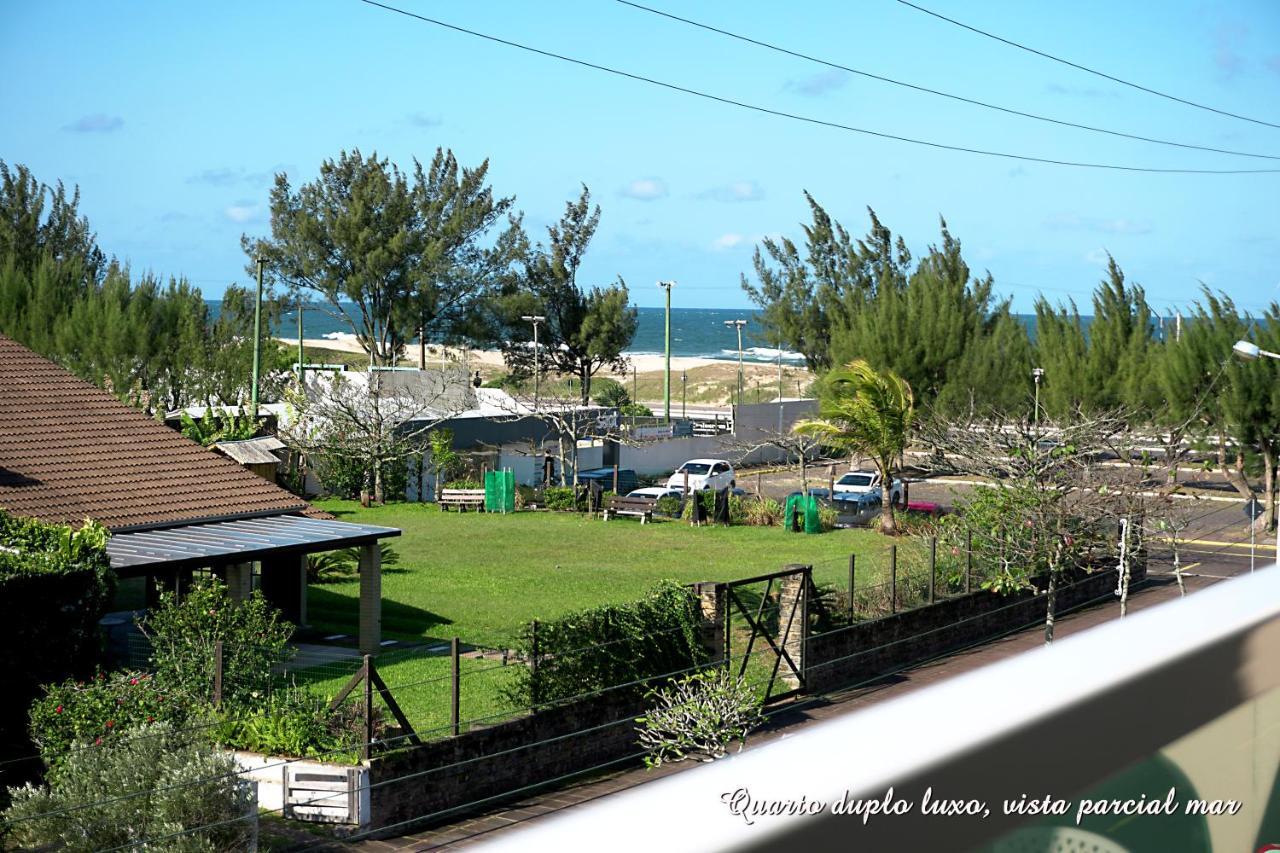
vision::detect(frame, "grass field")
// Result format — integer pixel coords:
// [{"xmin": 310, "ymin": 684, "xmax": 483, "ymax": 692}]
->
[{"xmin": 305, "ymin": 500, "xmax": 918, "ymax": 649}]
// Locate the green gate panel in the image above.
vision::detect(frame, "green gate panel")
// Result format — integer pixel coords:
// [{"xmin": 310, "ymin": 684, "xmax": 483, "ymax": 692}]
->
[{"xmin": 484, "ymin": 470, "xmax": 515, "ymax": 513}]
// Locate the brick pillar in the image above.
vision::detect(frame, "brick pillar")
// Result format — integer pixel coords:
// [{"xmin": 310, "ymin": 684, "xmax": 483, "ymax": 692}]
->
[
  {"xmin": 693, "ymin": 582, "xmax": 727, "ymax": 666},
  {"xmin": 358, "ymin": 543, "xmax": 382, "ymax": 655},
  {"xmin": 260, "ymin": 554, "xmax": 307, "ymax": 625},
  {"xmin": 777, "ymin": 565, "xmax": 810, "ymax": 690}
]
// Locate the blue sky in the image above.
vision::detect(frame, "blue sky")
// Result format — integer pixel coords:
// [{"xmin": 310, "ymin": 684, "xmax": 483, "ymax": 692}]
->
[{"xmin": 3, "ymin": 0, "xmax": 1278, "ymax": 313}]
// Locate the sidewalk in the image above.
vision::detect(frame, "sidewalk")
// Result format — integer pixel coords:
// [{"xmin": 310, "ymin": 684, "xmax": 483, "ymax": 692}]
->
[{"xmin": 324, "ymin": 565, "xmax": 1247, "ymax": 851}]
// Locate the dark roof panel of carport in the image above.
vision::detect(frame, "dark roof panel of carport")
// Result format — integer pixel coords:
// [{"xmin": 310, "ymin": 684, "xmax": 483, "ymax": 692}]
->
[{"xmin": 106, "ymin": 514, "xmax": 400, "ymax": 574}]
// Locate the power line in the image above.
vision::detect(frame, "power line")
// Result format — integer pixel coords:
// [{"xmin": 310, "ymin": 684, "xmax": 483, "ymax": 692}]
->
[
  {"xmin": 351, "ymin": 0, "xmax": 1280, "ymax": 175},
  {"xmin": 892, "ymin": 0, "xmax": 1280, "ymax": 131},
  {"xmin": 615, "ymin": 0, "xmax": 1280, "ymax": 162}
]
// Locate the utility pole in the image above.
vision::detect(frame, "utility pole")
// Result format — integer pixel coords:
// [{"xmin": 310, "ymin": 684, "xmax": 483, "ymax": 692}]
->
[
  {"xmin": 418, "ymin": 325, "xmax": 426, "ymax": 371},
  {"xmin": 681, "ymin": 369, "xmax": 687, "ymax": 419},
  {"xmin": 522, "ymin": 315, "xmax": 545, "ymax": 410},
  {"xmin": 723, "ymin": 319, "xmax": 747, "ymax": 407},
  {"xmin": 296, "ymin": 297, "xmax": 304, "ymax": 379},
  {"xmin": 250, "ymin": 257, "xmax": 264, "ymax": 421},
  {"xmin": 657, "ymin": 280, "xmax": 675, "ymax": 422}
]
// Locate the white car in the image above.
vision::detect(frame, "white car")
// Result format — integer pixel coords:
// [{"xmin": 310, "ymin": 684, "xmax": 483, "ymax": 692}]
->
[
  {"xmin": 627, "ymin": 487, "xmax": 685, "ymax": 501},
  {"xmin": 667, "ymin": 459, "xmax": 736, "ymax": 493},
  {"xmin": 832, "ymin": 470, "xmax": 904, "ymax": 508}
]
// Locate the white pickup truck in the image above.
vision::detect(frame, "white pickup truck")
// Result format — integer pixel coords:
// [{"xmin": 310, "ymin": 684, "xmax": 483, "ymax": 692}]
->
[{"xmin": 831, "ymin": 470, "xmax": 904, "ymax": 508}]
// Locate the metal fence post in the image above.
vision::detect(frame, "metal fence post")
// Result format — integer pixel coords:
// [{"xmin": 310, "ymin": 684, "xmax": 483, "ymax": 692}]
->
[
  {"xmin": 889, "ymin": 544, "xmax": 898, "ymax": 615},
  {"xmin": 362, "ymin": 654, "xmax": 373, "ymax": 762},
  {"xmin": 530, "ymin": 619, "xmax": 540, "ymax": 710},
  {"xmin": 450, "ymin": 637, "xmax": 460, "ymax": 736},
  {"xmin": 213, "ymin": 640, "xmax": 223, "ymax": 707},
  {"xmin": 847, "ymin": 553, "xmax": 856, "ymax": 622},
  {"xmin": 966, "ymin": 530, "xmax": 973, "ymax": 593},
  {"xmin": 929, "ymin": 536, "xmax": 937, "ymax": 604}
]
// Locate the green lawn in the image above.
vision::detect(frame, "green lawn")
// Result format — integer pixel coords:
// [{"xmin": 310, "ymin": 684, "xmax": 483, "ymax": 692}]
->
[{"xmin": 306, "ymin": 500, "xmax": 918, "ymax": 649}]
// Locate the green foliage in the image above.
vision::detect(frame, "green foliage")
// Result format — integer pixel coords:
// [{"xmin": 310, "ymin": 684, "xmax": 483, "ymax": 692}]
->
[
  {"xmin": 306, "ymin": 542, "xmax": 401, "ymax": 584},
  {"xmin": 499, "ymin": 186, "xmax": 638, "ymax": 405},
  {"xmin": 428, "ymin": 427, "xmax": 461, "ymax": 484},
  {"xmin": 250, "ymin": 148, "xmax": 522, "ymax": 366},
  {"xmin": 541, "ymin": 486, "xmax": 579, "ymax": 511},
  {"xmin": 510, "ymin": 580, "xmax": 708, "ymax": 706},
  {"xmin": 3, "ymin": 721, "xmax": 255, "ymax": 852},
  {"xmin": 0, "ymin": 511, "xmax": 114, "ymax": 768},
  {"xmin": 636, "ymin": 669, "xmax": 764, "ymax": 766},
  {"xmin": 794, "ymin": 359, "xmax": 915, "ymax": 533},
  {"xmin": 178, "ymin": 407, "xmax": 260, "ymax": 446},
  {"xmin": 138, "ymin": 579, "xmax": 294, "ymax": 708},
  {"xmin": 591, "ymin": 377, "xmax": 631, "ymax": 408},
  {"xmin": 28, "ymin": 671, "xmax": 184, "ymax": 768},
  {"xmin": 619, "ymin": 402, "xmax": 653, "ymax": 417},
  {"xmin": 213, "ymin": 688, "xmax": 357, "ymax": 762},
  {"xmin": 314, "ymin": 449, "xmax": 367, "ymax": 498},
  {"xmin": 741, "ymin": 496, "xmax": 784, "ymax": 526}
]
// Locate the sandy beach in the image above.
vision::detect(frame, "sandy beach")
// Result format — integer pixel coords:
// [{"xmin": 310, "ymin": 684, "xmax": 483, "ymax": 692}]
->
[{"xmin": 283, "ymin": 337, "xmax": 752, "ymax": 373}]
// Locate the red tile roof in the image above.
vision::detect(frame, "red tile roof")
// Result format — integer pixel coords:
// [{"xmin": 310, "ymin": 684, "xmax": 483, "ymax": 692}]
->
[{"xmin": 0, "ymin": 334, "xmax": 315, "ymax": 530}]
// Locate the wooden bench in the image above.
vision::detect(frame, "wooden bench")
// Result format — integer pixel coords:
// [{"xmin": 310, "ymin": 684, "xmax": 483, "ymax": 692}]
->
[
  {"xmin": 603, "ymin": 495, "xmax": 657, "ymax": 523},
  {"xmin": 439, "ymin": 488, "xmax": 486, "ymax": 512}
]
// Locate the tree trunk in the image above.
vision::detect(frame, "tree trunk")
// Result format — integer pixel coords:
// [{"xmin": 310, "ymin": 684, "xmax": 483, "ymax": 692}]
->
[
  {"xmin": 878, "ymin": 459, "xmax": 897, "ymax": 535},
  {"xmin": 580, "ymin": 366, "xmax": 592, "ymax": 407},
  {"xmin": 1262, "ymin": 440, "xmax": 1276, "ymax": 532},
  {"xmin": 1044, "ymin": 569, "xmax": 1057, "ymax": 645},
  {"xmin": 1118, "ymin": 517, "xmax": 1131, "ymax": 618},
  {"xmin": 373, "ymin": 462, "xmax": 384, "ymax": 505}
]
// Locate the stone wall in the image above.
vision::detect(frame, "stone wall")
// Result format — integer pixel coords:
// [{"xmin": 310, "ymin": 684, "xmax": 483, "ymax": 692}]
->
[
  {"xmin": 805, "ymin": 563, "xmax": 1143, "ymax": 694},
  {"xmin": 366, "ymin": 689, "xmax": 647, "ymax": 834}
]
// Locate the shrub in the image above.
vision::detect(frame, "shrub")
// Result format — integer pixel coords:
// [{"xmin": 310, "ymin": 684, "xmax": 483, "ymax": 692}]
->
[
  {"xmin": 542, "ymin": 486, "xmax": 578, "ymax": 512},
  {"xmin": 443, "ymin": 478, "xmax": 482, "ymax": 489},
  {"xmin": 818, "ymin": 505, "xmax": 840, "ymax": 531},
  {"xmin": 509, "ymin": 580, "xmax": 708, "ymax": 707},
  {"xmin": 313, "ymin": 450, "xmax": 366, "ymax": 498},
  {"xmin": 138, "ymin": 579, "xmax": 294, "ymax": 709},
  {"xmin": 619, "ymin": 402, "xmax": 653, "ymax": 417},
  {"xmin": 636, "ymin": 670, "xmax": 764, "ymax": 767},
  {"xmin": 29, "ymin": 671, "xmax": 188, "ymax": 768},
  {"xmin": 514, "ymin": 484, "xmax": 536, "ymax": 509},
  {"xmin": 214, "ymin": 687, "xmax": 359, "ymax": 762},
  {"xmin": 655, "ymin": 496, "xmax": 684, "ymax": 517},
  {"xmin": 0, "ymin": 511, "xmax": 114, "ymax": 773},
  {"xmin": 3, "ymin": 721, "xmax": 256, "ymax": 852},
  {"xmin": 178, "ymin": 408, "xmax": 258, "ymax": 446},
  {"xmin": 306, "ymin": 543, "xmax": 400, "ymax": 584},
  {"xmin": 742, "ymin": 497, "xmax": 784, "ymax": 527},
  {"xmin": 591, "ymin": 377, "xmax": 630, "ymax": 408}
]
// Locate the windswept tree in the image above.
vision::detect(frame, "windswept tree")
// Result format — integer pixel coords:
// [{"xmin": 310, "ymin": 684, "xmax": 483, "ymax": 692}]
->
[
  {"xmin": 793, "ymin": 359, "xmax": 916, "ymax": 534},
  {"xmin": 0, "ymin": 160, "xmax": 105, "ymax": 280},
  {"xmin": 500, "ymin": 186, "xmax": 637, "ymax": 406},
  {"xmin": 248, "ymin": 148, "xmax": 522, "ymax": 367}
]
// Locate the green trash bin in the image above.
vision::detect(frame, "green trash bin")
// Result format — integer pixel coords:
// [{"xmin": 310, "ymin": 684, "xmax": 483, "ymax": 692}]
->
[{"xmin": 803, "ymin": 495, "xmax": 822, "ymax": 534}]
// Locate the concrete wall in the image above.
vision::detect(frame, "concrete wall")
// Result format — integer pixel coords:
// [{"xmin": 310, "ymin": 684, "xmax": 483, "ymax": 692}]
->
[{"xmin": 617, "ymin": 399, "xmax": 818, "ymax": 476}]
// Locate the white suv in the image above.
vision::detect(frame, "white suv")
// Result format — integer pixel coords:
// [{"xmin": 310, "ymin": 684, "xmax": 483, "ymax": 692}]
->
[
  {"xmin": 832, "ymin": 470, "xmax": 903, "ymax": 507},
  {"xmin": 667, "ymin": 459, "xmax": 736, "ymax": 493}
]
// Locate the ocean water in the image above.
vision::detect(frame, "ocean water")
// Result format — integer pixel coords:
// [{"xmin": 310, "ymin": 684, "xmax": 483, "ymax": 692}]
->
[
  {"xmin": 217, "ymin": 301, "xmax": 1160, "ymax": 363},
  {"xmin": 219, "ymin": 302, "xmax": 809, "ymax": 363}
]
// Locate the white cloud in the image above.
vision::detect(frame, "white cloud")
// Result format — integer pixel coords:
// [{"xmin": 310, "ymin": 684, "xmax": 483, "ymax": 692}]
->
[
  {"xmin": 619, "ymin": 177, "xmax": 668, "ymax": 201},
  {"xmin": 224, "ymin": 202, "xmax": 262, "ymax": 224},
  {"xmin": 711, "ymin": 233, "xmax": 747, "ymax": 251},
  {"xmin": 698, "ymin": 180, "xmax": 765, "ymax": 203},
  {"xmin": 408, "ymin": 112, "xmax": 442, "ymax": 127},
  {"xmin": 1084, "ymin": 248, "xmax": 1111, "ymax": 266}
]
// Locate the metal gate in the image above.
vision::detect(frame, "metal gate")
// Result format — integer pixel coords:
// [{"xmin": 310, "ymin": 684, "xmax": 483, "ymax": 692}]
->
[{"xmin": 723, "ymin": 564, "xmax": 811, "ymax": 704}]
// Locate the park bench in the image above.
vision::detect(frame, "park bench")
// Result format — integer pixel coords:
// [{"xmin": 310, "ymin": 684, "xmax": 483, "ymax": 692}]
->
[
  {"xmin": 603, "ymin": 495, "xmax": 657, "ymax": 523},
  {"xmin": 439, "ymin": 488, "xmax": 486, "ymax": 512}
]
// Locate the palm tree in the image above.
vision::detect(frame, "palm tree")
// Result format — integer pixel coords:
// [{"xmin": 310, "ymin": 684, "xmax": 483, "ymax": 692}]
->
[{"xmin": 793, "ymin": 359, "xmax": 915, "ymax": 534}]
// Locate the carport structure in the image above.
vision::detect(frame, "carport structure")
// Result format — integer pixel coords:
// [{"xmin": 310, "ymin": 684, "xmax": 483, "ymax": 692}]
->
[
  {"xmin": 0, "ymin": 334, "xmax": 400, "ymax": 653},
  {"xmin": 106, "ymin": 514, "xmax": 398, "ymax": 653}
]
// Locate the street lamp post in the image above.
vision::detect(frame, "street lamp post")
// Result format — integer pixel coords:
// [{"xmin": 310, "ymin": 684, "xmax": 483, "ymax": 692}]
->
[
  {"xmin": 522, "ymin": 315, "xmax": 545, "ymax": 410},
  {"xmin": 658, "ymin": 281, "xmax": 675, "ymax": 422},
  {"xmin": 723, "ymin": 319, "xmax": 747, "ymax": 407},
  {"xmin": 250, "ymin": 257, "xmax": 264, "ymax": 421},
  {"xmin": 1233, "ymin": 339, "xmax": 1280, "ymax": 562},
  {"xmin": 1032, "ymin": 367, "xmax": 1045, "ymax": 431}
]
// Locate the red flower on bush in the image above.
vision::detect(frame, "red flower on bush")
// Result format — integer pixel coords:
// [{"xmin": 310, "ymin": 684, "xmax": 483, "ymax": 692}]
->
[
  {"xmin": 105, "ymin": 720, "xmax": 114, "ymax": 728},
  {"xmin": 94, "ymin": 737, "xmax": 102, "ymax": 745},
  {"xmin": 129, "ymin": 677, "xmax": 138, "ymax": 685},
  {"xmin": 55, "ymin": 705, "xmax": 63, "ymax": 714},
  {"xmin": 147, "ymin": 715, "xmax": 154, "ymax": 722}
]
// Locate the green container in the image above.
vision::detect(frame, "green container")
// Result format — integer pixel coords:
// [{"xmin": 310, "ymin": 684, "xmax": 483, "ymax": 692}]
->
[{"xmin": 484, "ymin": 470, "xmax": 515, "ymax": 513}]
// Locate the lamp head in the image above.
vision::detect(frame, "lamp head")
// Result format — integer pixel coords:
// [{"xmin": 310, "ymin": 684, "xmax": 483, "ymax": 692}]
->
[{"xmin": 1233, "ymin": 340, "xmax": 1261, "ymax": 360}]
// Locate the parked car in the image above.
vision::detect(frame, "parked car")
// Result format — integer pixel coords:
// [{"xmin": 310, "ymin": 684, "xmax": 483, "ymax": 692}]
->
[
  {"xmin": 666, "ymin": 458, "xmax": 736, "ymax": 493},
  {"xmin": 831, "ymin": 470, "xmax": 904, "ymax": 508},
  {"xmin": 627, "ymin": 487, "xmax": 685, "ymax": 501},
  {"xmin": 577, "ymin": 467, "xmax": 639, "ymax": 495}
]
